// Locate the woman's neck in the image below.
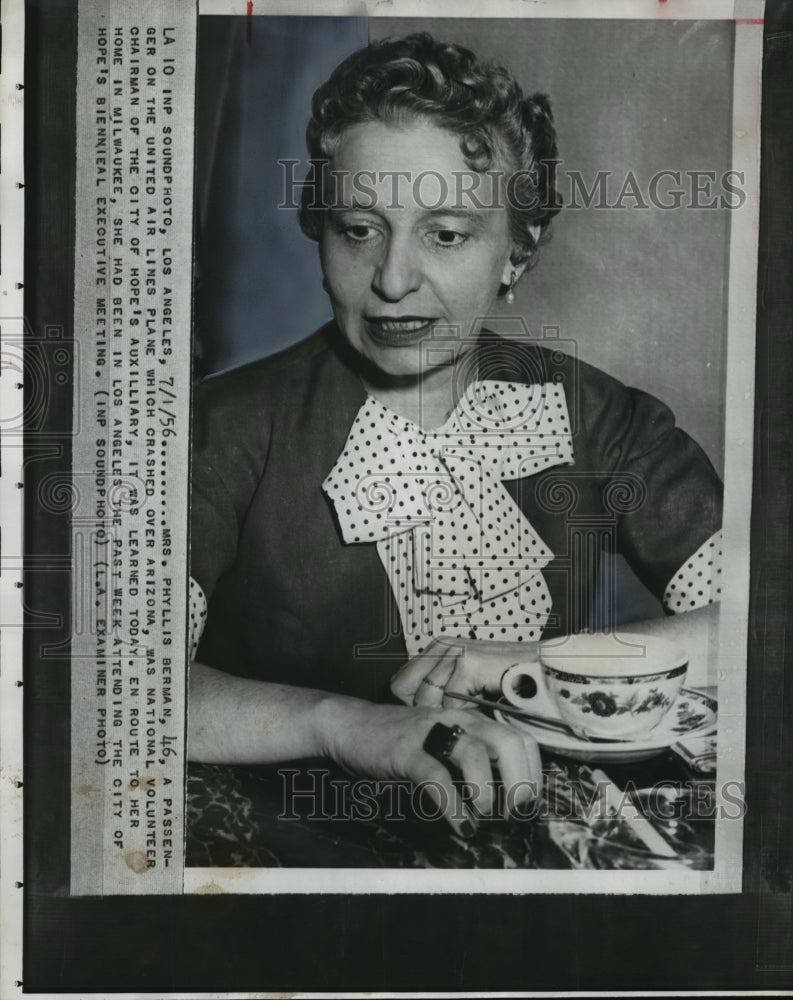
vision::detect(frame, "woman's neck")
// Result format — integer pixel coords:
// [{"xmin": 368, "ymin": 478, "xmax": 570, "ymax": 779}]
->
[{"xmin": 361, "ymin": 357, "xmax": 474, "ymax": 431}]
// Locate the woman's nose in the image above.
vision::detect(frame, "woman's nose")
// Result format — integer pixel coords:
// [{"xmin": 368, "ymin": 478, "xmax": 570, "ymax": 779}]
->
[{"xmin": 371, "ymin": 236, "xmax": 422, "ymax": 301}]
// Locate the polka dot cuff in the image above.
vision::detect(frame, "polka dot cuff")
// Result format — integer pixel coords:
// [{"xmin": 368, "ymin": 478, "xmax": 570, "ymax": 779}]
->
[
  {"xmin": 188, "ymin": 576, "xmax": 208, "ymax": 661},
  {"xmin": 663, "ymin": 530, "xmax": 723, "ymax": 614}
]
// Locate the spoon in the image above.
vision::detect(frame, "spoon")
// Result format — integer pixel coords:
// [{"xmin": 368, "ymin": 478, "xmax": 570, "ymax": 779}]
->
[{"xmin": 442, "ymin": 690, "xmax": 634, "ymax": 743}]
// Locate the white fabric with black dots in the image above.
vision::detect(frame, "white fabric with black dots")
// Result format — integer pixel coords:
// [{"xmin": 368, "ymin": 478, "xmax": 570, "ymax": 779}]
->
[
  {"xmin": 663, "ymin": 529, "xmax": 723, "ymax": 614},
  {"xmin": 188, "ymin": 576, "xmax": 208, "ymax": 661},
  {"xmin": 323, "ymin": 380, "xmax": 575, "ymax": 656},
  {"xmin": 189, "ymin": 383, "xmax": 722, "ymax": 662}
]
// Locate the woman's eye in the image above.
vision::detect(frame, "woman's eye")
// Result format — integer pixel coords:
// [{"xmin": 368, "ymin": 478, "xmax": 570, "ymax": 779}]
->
[
  {"xmin": 344, "ymin": 224, "xmax": 380, "ymax": 243},
  {"xmin": 428, "ymin": 229, "xmax": 468, "ymax": 249}
]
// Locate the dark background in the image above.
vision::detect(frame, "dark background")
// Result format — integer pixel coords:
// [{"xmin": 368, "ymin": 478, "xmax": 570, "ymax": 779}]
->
[{"xmin": 22, "ymin": 0, "xmax": 792, "ymax": 993}]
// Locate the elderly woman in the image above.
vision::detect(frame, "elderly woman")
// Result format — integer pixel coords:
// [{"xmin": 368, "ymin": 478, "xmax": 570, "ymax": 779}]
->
[{"xmin": 187, "ymin": 34, "xmax": 722, "ymax": 839}]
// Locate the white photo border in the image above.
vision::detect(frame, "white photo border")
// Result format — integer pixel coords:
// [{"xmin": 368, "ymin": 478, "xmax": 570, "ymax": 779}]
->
[{"xmin": 0, "ymin": 0, "xmax": 27, "ymax": 991}]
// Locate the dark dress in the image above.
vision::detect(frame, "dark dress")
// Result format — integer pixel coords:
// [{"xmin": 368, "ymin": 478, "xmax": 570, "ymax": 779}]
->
[{"xmin": 190, "ymin": 323, "xmax": 722, "ymax": 703}]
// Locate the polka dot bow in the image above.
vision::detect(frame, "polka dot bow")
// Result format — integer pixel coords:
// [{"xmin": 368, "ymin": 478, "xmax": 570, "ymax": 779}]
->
[{"xmin": 322, "ymin": 381, "xmax": 575, "ymax": 655}]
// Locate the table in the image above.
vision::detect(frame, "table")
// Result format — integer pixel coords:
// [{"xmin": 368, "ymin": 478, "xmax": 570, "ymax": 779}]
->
[{"xmin": 185, "ymin": 720, "xmax": 716, "ymax": 870}]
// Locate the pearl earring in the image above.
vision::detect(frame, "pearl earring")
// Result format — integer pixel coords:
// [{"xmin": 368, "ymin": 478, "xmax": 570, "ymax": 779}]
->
[{"xmin": 505, "ymin": 271, "xmax": 517, "ymax": 305}]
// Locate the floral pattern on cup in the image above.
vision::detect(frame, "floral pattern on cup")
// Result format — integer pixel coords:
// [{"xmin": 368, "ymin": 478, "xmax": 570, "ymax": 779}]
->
[
  {"xmin": 542, "ymin": 655, "xmax": 687, "ymax": 740},
  {"xmin": 544, "ymin": 663, "xmax": 687, "ymax": 686},
  {"xmin": 557, "ymin": 686, "xmax": 674, "ymax": 719}
]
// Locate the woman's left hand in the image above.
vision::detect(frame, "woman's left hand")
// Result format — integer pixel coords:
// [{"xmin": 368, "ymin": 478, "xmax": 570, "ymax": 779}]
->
[{"xmin": 390, "ymin": 637, "xmax": 538, "ymax": 709}]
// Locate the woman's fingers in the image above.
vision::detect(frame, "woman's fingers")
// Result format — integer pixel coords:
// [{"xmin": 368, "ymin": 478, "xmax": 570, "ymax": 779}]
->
[
  {"xmin": 440, "ymin": 656, "xmax": 485, "ymax": 708},
  {"xmin": 418, "ymin": 713, "xmax": 540, "ymax": 823},
  {"xmin": 329, "ymin": 696, "xmax": 541, "ymax": 834},
  {"xmin": 391, "ymin": 637, "xmax": 536, "ymax": 708},
  {"xmin": 406, "ymin": 753, "xmax": 479, "ymax": 839},
  {"xmin": 412, "ymin": 655, "xmax": 457, "ymax": 707},
  {"xmin": 445, "ymin": 730, "xmax": 497, "ymax": 817},
  {"xmin": 471, "ymin": 719, "xmax": 543, "ymax": 818},
  {"xmin": 390, "ymin": 639, "xmax": 457, "ymax": 706}
]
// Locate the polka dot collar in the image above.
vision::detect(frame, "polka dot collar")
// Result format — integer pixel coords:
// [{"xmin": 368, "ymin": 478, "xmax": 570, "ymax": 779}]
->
[{"xmin": 322, "ymin": 380, "xmax": 575, "ymax": 654}]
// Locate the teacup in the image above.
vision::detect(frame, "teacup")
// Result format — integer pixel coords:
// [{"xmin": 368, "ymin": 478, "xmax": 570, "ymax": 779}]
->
[{"xmin": 501, "ymin": 632, "xmax": 688, "ymax": 740}]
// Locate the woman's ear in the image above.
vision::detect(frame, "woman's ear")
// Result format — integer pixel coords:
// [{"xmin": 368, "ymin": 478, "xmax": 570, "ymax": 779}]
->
[
  {"xmin": 500, "ymin": 257, "xmax": 529, "ymax": 287},
  {"xmin": 501, "ymin": 225, "xmax": 541, "ymax": 285}
]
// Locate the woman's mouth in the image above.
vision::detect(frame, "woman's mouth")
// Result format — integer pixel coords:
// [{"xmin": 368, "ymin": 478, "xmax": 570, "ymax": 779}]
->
[{"xmin": 364, "ymin": 316, "xmax": 438, "ymax": 346}]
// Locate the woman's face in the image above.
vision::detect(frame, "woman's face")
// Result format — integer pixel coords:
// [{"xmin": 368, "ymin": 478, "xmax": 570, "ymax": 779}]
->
[{"xmin": 319, "ymin": 119, "xmax": 519, "ymax": 379}]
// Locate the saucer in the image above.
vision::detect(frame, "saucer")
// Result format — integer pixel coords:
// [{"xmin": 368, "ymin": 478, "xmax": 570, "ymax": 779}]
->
[{"xmin": 493, "ymin": 688, "xmax": 717, "ymax": 764}]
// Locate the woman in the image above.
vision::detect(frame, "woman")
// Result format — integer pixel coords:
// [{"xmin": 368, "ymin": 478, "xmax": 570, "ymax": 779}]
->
[{"xmin": 187, "ymin": 34, "xmax": 722, "ymax": 839}]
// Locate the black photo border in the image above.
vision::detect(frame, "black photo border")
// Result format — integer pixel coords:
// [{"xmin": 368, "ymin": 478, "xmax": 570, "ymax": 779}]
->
[{"xmin": 20, "ymin": 0, "xmax": 792, "ymax": 993}]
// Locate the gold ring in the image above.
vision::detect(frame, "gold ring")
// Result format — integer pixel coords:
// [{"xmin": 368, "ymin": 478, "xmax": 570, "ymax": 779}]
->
[{"xmin": 420, "ymin": 677, "xmax": 445, "ymax": 689}]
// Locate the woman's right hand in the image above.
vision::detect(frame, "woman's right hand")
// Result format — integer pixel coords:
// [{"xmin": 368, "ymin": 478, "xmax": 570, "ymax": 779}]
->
[
  {"xmin": 315, "ymin": 696, "xmax": 542, "ymax": 839},
  {"xmin": 189, "ymin": 663, "xmax": 541, "ymax": 840}
]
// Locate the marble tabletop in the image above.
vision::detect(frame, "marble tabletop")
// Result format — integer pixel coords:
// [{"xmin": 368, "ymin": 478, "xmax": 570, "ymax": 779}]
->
[{"xmin": 185, "ymin": 745, "xmax": 715, "ymax": 870}]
